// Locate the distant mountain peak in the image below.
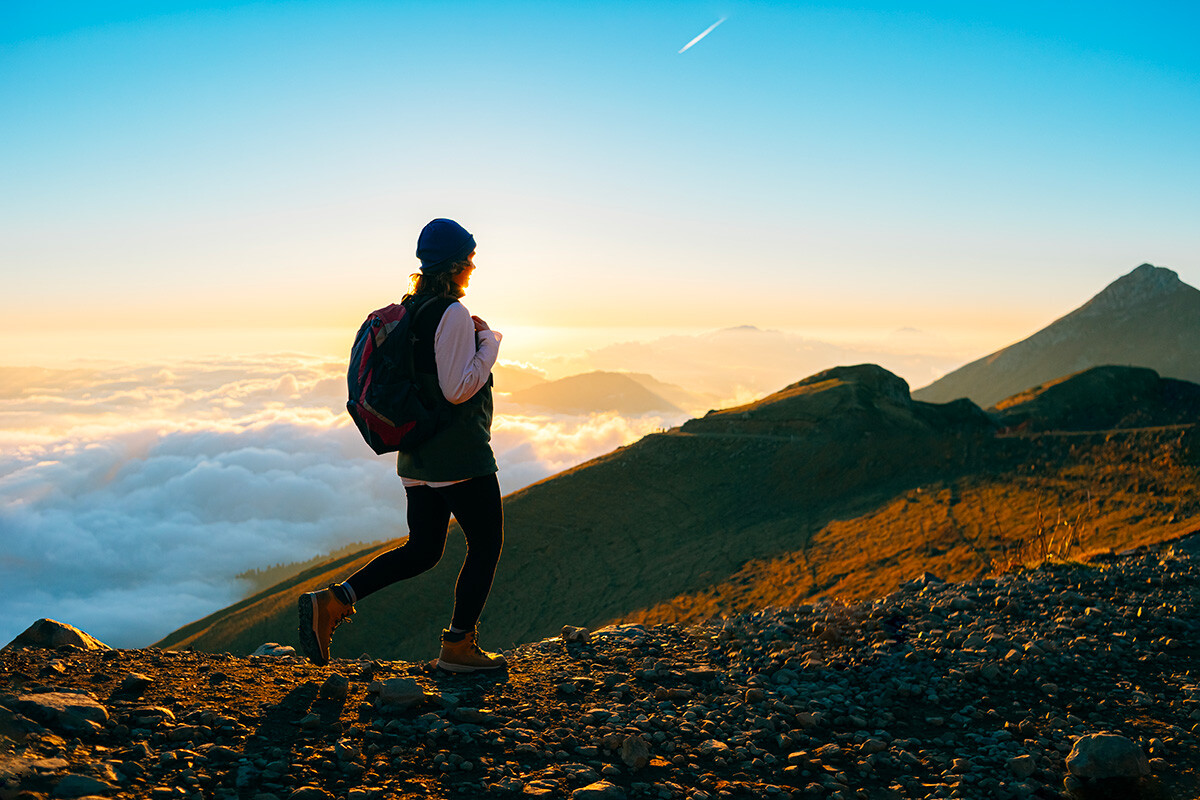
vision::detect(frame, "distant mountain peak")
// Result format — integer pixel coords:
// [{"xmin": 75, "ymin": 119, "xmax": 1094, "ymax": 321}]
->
[
  {"xmin": 504, "ymin": 370, "xmax": 683, "ymax": 415},
  {"xmin": 1079, "ymin": 263, "xmax": 1185, "ymax": 316},
  {"xmin": 914, "ymin": 262, "xmax": 1200, "ymax": 407}
]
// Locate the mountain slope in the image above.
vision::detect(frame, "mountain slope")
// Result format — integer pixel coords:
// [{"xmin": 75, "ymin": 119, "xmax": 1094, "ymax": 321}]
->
[
  {"xmin": 158, "ymin": 365, "xmax": 996, "ymax": 659},
  {"xmin": 158, "ymin": 364, "xmax": 1200, "ymax": 662},
  {"xmin": 914, "ymin": 263, "xmax": 1200, "ymax": 407},
  {"xmin": 621, "ymin": 367, "xmax": 1200, "ymax": 626}
]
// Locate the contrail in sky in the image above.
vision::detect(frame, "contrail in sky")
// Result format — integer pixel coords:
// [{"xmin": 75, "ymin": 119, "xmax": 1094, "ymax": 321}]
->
[{"xmin": 678, "ymin": 17, "xmax": 726, "ymax": 53}]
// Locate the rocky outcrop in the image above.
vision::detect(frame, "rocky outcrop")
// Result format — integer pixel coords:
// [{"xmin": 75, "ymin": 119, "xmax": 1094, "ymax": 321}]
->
[
  {"xmin": 1066, "ymin": 732, "xmax": 1151, "ymax": 779},
  {"xmin": 2, "ymin": 619, "xmax": 111, "ymax": 653},
  {"xmin": 684, "ymin": 364, "xmax": 990, "ymax": 435},
  {"xmin": 7, "ymin": 692, "xmax": 109, "ymax": 733}
]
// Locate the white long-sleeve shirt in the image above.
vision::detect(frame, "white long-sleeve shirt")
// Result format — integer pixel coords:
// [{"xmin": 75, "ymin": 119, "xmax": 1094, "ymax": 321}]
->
[
  {"xmin": 433, "ymin": 300, "xmax": 502, "ymax": 404},
  {"xmin": 400, "ymin": 300, "xmax": 501, "ymax": 488}
]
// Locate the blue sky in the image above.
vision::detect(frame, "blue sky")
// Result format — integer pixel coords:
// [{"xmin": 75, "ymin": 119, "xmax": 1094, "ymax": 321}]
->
[{"xmin": 3, "ymin": 1, "xmax": 1198, "ymax": 361}]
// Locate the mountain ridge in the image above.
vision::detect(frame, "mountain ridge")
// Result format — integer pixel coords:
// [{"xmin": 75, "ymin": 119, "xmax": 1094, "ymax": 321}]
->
[{"xmin": 914, "ymin": 263, "xmax": 1200, "ymax": 408}]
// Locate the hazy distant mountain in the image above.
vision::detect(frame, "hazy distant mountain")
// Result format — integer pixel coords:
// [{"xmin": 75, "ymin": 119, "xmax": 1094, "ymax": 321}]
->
[
  {"xmin": 914, "ymin": 264, "xmax": 1200, "ymax": 408},
  {"xmin": 492, "ymin": 363, "xmax": 548, "ymax": 393},
  {"xmin": 157, "ymin": 363, "xmax": 1200, "ymax": 659},
  {"xmin": 563, "ymin": 325, "xmax": 964, "ymax": 406},
  {"xmin": 620, "ymin": 372, "xmax": 711, "ymax": 416},
  {"xmin": 503, "ymin": 371, "xmax": 683, "ymax": 416}
]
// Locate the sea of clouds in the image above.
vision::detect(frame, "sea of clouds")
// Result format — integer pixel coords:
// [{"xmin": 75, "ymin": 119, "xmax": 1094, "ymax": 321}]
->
[
  {"xmin": 0, "ymin": 357, "xmax": 680, "ymax": 648},
  {"xmin": 0, "ymin": 328, "xmax": 962, "ymax": 649}
]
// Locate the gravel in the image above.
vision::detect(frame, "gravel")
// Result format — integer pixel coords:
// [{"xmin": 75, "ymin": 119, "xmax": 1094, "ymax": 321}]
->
[{"xmin": 1, "ymin": 535, "xmax": 1198, "ymax": 799}]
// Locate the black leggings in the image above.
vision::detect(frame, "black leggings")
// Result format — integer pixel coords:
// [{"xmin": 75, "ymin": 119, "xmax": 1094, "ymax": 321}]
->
[{"xmin": 343, "ymin": 473, "xmax": 503, "ymax": 631}]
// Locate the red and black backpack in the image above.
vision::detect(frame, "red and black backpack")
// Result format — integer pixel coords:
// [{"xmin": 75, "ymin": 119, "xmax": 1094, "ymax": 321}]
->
[{"xmin": 346, "ymin": 296, "xmax": 450, "ymax": 455}]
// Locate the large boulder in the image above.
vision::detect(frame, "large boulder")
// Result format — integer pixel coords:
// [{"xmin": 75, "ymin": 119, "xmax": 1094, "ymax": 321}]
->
[
  {"xmin": 1066, "ymin": 733, "xmax": 1151, "ymax": 779},
  {"xmin": 9, "ymin": 692, "xmax": 110, "ymax": 733},
  {"xmin": 2, "ymin": 619, "xmax": 111, "ymax": 652},
  {"xmin": 374, "ymin": 678, "xmax": 427, "ymax": 710},
  {"xmin": 251, "ymin": 642, "xmax": 297, "ymax": 657},
  {"xmin": 619, "ymin": 734, "xmax": 650, "ymax": 769}
]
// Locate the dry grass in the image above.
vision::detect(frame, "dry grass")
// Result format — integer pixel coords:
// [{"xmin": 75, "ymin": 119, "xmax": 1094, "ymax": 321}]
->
[
  {"xmin": 621, "ymin": 426, "xmax": 1200, "ymax": 626},
  {"xmin": 987, "ymin": 490, "xmax": 1093, "ymax": 572}
]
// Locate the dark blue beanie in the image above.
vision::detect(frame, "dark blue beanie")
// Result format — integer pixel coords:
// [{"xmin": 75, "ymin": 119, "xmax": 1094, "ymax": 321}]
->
[{"xmin": 416, "ymin": 218, "xmax": 476, "ymax": 274}]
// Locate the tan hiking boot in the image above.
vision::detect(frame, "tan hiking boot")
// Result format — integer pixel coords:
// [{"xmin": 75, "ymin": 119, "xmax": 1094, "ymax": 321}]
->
[
  {"xmin": 437, "ymin": 628, "xmax": 508, "ymax": 672},
  {"xmin": 297, "ymin": 588, "xmax": 354, "ymax": 666}
]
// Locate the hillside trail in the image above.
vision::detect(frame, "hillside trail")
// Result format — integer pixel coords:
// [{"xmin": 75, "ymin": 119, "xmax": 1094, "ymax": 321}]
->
[
  {"xmin": 672, "ymin": 424, "xmax": 1194, "ymax": 442},
  {"xmin": 655, "ymin": 431, "xmax": 814, "ymax": 442},
  {"xmin": 998, "ymin": 424, "xmax": 1193, "ymax": 439}
]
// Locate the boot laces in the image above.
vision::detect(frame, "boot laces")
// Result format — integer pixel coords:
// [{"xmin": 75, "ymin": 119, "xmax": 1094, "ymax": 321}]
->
[
  {"xmin": 466, "ymin": 632, "xmax": 494, "ymax": 659},
  {"xmin": 452, "ymin": 628, "xmax": 484, "ymax": 655},
  {"xmin": 333, "ymin": 606, "xmax": 355, "ymax": 631}
]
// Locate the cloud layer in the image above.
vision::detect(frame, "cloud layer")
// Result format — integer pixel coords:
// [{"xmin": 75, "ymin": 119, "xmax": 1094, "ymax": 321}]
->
[{"xmin": 0, "ymin": 358, "xmax": 680, "ymax": 647}]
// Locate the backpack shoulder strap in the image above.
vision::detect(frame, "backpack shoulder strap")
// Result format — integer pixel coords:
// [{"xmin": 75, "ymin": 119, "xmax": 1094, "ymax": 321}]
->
[{"xmin": 406, "ymin": 295, "xmax": 458, "ymax": 375}]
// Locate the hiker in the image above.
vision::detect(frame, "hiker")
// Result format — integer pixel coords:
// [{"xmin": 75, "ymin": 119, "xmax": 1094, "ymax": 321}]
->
[{"xmin": 299, "ymin": 218, "xmax": 507, "ymax": 672}]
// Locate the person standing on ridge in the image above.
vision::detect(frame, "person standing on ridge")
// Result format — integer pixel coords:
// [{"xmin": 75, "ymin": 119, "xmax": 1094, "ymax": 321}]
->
[{"xmin": 299, "ymin": 218, "xmax": 507, "ymax": 672}]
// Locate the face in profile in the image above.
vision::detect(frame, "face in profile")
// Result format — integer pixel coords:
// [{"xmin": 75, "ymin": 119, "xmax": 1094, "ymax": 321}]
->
[{"xmin": 453, "ymin": 251, "xmax": 477, "ymax": 290}]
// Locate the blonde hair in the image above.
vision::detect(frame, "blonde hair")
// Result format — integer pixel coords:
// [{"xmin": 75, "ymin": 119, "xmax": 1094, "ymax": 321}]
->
[{"xmin": 402, "ymin": 261, "xmax": 469, "ymax": 302}]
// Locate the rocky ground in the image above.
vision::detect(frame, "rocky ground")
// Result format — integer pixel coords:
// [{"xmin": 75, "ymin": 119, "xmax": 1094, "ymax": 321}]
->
[{"xmin": 3, "ymin": 535, "xmax": 1199, "ymax": 800}]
